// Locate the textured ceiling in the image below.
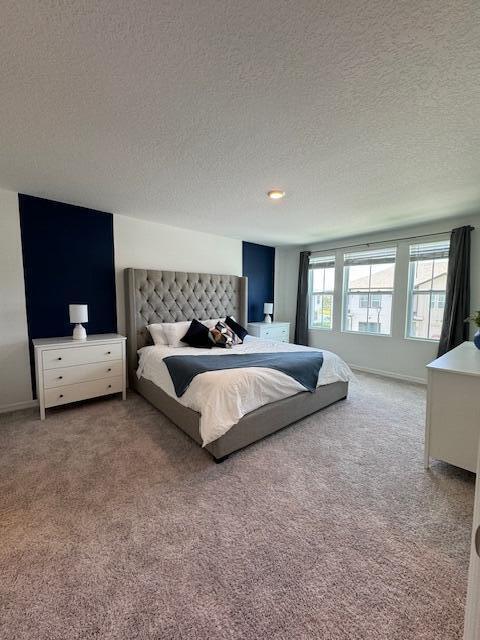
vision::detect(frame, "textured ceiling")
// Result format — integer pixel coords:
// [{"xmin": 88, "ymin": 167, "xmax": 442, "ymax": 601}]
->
[{"xmin": 1, "ymin": 0, "xmax": 479, "ymax": 245}]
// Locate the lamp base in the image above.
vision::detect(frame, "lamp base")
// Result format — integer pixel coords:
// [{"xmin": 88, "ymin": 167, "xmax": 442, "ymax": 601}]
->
[
  {"xmin": 264, "ymin": 314, "xmax": 272, "ymax": 323},
  {"xmin": 72, "ymin": 323, "xmax": 87, "ymax": 340}
]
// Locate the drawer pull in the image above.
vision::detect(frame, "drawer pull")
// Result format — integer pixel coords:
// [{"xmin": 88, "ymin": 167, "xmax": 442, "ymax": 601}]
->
[
  {"xmin": 57, "ymin": 357, "xmax": 62, "ymax": 361},
  {"xmin": 107, "ymin": 368, "xmax": 112, "ymax": 372},
  {"xmin": 108, "ymin": 384, "xmax": 112, "ymax": 389},
  {"xmin": 58, "ymin": 376, "xmax": 63, "ymax": 380},
  {"xmin": 59, "ymin": 394, "xmax": 64, "ymax": 398},
  {"xmin": 106, "ymin": 351, "xmax": 111, "ymax": 355}
]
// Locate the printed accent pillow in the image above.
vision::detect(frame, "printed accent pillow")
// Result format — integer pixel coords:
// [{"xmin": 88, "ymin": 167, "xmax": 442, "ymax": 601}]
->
[
  {"xmin": 209, "ymin": 321, "xmax": 240, "ymax": 348},
  {"xmin": 181, "ymin": 319, "xmax": 212, "ymax": 349},
  {"xmin": 225, "ymin": 316, "xmax": 248, "ymax": 342}
]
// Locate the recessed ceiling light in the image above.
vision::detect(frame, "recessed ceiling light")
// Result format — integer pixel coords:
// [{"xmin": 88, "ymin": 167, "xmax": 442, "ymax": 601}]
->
[{"xmin": 267, "ymin": 189, "xmax": 285, "ymax": 200}]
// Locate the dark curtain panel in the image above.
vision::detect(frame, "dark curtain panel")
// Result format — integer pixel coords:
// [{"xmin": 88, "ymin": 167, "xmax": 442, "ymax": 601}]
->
[
  {"xmin": 438, "ymin": 225, "xmax": 472, "ymax": 356},
  {"xmin": 294, "ymin": 251, "xmax": 311, "ymax": 345}
]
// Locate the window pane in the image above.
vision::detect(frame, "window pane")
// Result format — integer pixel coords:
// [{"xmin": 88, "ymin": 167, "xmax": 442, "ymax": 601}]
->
[
  {"xmin": 312, "ymin": 266, "xmax": 335, "ymax": 293},
  {"xmin": 428, "ymin": 296, "xmax": 445, "ymax": 340},
  {"xmin": 312, "ymin": 269, "xmax": 325, "ymax": 292},
  {"xmin": 370, "ymin": 263, "xmax": 395, "ymax": 290},
  {"xmin": 323, "ymin": 267, "xmax": 335, "ymax": 292},
  {"xmin": 433, "ymin": 258, "xmax": 448, "ymax": 283},
  {"xmin": 347, "ymin": 265, "xmax": 371, "ymax": 291},
  {"xmin": 344, "ymin": 292, "xmax": 392, "ymax": 334},
  {"xmin": 430, "ymin": 293, "xmax": 445, "ymax": 310},
  {"xmin": 309, "ymin": 263, "xmax": 335, "ymax": 329},
  {"xmin": 311, "ymin": 293, "xmax": 333, "ymax": 329},
  {"xmin": 321, "ymin": 294, "xmax": 333, "ymax": 329},
  {"xmin": 343, "ymin": 261, "xmax": 395, "ymax": 335},
  {"xmin": 344, "ymin": 293, "xmax": 368, "ymax": 330},
  {"xmin": 409, "ymin": 293, "xmax": 429, "ymax": 339},
  {"xmin": 412, "ymin": 260, "xmax": 433, "ymax": 290}
]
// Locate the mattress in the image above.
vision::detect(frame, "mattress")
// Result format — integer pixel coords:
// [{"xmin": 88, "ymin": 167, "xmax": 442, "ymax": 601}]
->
[{"xmin": 137, "ymin": 336, "xmax": 353, "ymax": 446}]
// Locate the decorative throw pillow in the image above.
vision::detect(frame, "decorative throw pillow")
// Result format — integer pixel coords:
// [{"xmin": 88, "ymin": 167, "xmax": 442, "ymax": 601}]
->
[
  {"xmin": 225, "ymin": 316, "xmax": 248, "ymax": 342},
  {"xmin": 181, "ymin": 319, "xmax": 212, "ymax": 349},
  {"xmin": 209, "ymin": 321, "xmax": 239, "ymax": 348}
]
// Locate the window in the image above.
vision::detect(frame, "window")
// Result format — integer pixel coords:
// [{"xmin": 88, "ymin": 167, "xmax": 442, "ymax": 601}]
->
[
  {"xmin": 308, "ymin": 254, "xmax": 335, "ymax": 329},
  {"xmin": 343, "ymin": 247, "xmax": 396, "ymax": 335},
  {"xmin": 407, "ymin": 240, "xmax": 449, "ymax": 340}
]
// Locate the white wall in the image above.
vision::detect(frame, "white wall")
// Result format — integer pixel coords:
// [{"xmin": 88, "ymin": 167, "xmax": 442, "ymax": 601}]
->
[
  {"xmin": 0, "ymin": 189, "xmax": 33, "ymax": 410},
  {"xmin": 114, "ymin": 214, "xmax": 242, "ymax": 335},
  {"xmin": 275, "ymin": 214, "xmax": 480, "ymax": 383}
]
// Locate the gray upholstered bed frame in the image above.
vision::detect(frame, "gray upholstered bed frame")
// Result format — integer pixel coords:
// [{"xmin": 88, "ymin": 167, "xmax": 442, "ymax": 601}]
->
[{"xmin": 125, "ymin": 268, "xmax": 348, "ymax": 461}]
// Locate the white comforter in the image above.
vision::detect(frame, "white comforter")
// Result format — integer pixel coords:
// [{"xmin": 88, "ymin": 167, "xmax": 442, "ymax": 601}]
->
[{"xmin": 137, "ymin": 336, "xmax": 352, "ymax": 446}]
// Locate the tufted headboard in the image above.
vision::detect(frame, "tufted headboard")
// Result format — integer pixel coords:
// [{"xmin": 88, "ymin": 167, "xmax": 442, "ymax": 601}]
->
[{"xmin": 124, "ymin": 268, "xmax": 248, "ymax": 384}]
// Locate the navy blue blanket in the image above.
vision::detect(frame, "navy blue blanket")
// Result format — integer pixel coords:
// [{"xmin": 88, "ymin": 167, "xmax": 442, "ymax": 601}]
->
[{"xmin": 163, "ymin": 351, "xmax": 324, "ymax": 397}]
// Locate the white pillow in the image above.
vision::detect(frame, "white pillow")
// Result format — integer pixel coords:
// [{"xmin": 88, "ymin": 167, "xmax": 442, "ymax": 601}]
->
[
  {"xmin": 147, "ymin": 323, "xmax": 168, "ymax": 345},
  {"xmin": 161, "ymin": 321, "xmax": 193, "ymax": 348}
]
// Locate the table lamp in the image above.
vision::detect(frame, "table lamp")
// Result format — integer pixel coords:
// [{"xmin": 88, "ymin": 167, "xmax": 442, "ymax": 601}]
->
[
  {"xmin": 263, "ymin": 302, "xmax": 273, "ymax": 323},
  {"xmin": 69, "ymin": 304, "xmax": 88, "ymax": 340}
]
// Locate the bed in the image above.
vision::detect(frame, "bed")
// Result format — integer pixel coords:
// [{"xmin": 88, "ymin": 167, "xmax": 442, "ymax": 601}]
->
[{"xmin": 125, "ymin": 268, "xmax": 350, "ymax": 461}]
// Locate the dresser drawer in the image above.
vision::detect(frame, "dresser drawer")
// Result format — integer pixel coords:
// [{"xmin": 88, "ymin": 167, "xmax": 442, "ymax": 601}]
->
[
  {"xmin": 44, "ymin": 376, "xmax": 123, "ymax": 408},
  {"xmin": 43, "ymin": 360, "xmax": 123, "ymax": 389},
  {"xmin": 42, "ymin": 342, "xmax": 123, "ymax": 369}
]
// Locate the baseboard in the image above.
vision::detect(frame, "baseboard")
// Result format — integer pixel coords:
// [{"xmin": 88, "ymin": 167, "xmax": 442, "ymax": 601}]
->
[
  {"xmin": 349, "ymin": 365, "xmax": 426, "ymax": 385},
  {"xmin": 0, "ymin": 399, "xmax": 38, "ymax": 414}
]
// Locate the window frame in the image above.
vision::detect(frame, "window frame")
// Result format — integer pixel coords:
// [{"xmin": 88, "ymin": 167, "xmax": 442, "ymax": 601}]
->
[
  {"xmin": 341, "ymin": 247, "xmax": 396, "ymax": 337},
  {"xmin": 308, "ymin": 255, "xmax": 335, "ymax": 331},
  {"xmin": 405, "ymin": 240, "xmax": 450, "ymax": 342}
]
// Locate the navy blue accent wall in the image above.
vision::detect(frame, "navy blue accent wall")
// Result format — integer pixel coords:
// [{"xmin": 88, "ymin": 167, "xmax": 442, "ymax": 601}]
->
[
  {"xmin": 242, "ymin": 241, "xmax": 275, "ymax": 322},
  {"xmin": 19, "ymin": 195, "xmax": 117, "ymax": 394}
]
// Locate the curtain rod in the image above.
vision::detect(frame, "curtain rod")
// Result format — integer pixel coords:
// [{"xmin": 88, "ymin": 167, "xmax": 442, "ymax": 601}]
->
[{"xmin": 310, "ymin": 226, "xmax": 474, "ymax": 255}]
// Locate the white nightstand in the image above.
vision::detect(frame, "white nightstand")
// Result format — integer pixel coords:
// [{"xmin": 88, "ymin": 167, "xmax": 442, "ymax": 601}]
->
[
  {"xmin": 33, "ymin": 333, "xmax": 127, "ymax": 420},
  {"xmin": 247, "ymin": 322, "xmax": 290, "ymax": 343}
]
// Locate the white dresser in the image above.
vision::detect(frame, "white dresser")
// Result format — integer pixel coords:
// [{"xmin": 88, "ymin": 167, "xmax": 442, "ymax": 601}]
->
[
  {"xmin": 247, "ymin": 321, "xmax": 290, "ymax": 343},
  {"xmin": 33, "ymin": 334, "xmax": 127, "ymax": 420},
  {"xmin": 425, "ymin": 341, "xmax": 480, "ymax": 472}
]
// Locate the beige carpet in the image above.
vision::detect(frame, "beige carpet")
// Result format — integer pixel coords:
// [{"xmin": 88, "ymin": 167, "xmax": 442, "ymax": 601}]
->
[{"xmin": 0, "ymin": 373, "xmax": 474, "ymax": 640}]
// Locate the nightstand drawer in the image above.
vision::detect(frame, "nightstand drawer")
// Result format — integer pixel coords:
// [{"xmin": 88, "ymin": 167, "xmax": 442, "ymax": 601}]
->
[
  {"xmin": 263, "ymin": 327, "xmax": 289, "ymax": 342},
  {"xmin": 247, "ymin": 323, "xmax": 290, "ymax": 343},
  {"xmin": 42, "ymin": 343, "xmax": 123, "ymax": 369},
  {"xmin": 43, "ymin": 360, "xmax": 123, "ymax": 389},
  {"xmin": 44, "ymin": 376, "xmax": 123, "ymax": 408}
]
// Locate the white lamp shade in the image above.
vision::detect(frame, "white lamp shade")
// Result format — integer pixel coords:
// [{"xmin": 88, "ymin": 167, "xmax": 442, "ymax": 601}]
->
[
  {"xmin": 69, "ymin": 304, "xmax": 88, "ymax": 324},
  {"xmin": 263, "ymin": 302, "xmax": 273, "ymax": 314}
]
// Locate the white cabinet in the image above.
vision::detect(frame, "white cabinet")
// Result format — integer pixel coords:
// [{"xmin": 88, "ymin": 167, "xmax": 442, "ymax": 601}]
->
[
  {"xmin": 464, "ymin": 436, "xmax": 480, "ymax": 639},
  {"xmin": 33, "ymin": 334, "xmax": 127, "ymax": 420},
  {"xmin": 247, "ymin": 322, "xmax": 290, "ymax": 343},
  {"xmin": 425, "ymin": 341, "xmax": 480, "ymax": 472}
]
